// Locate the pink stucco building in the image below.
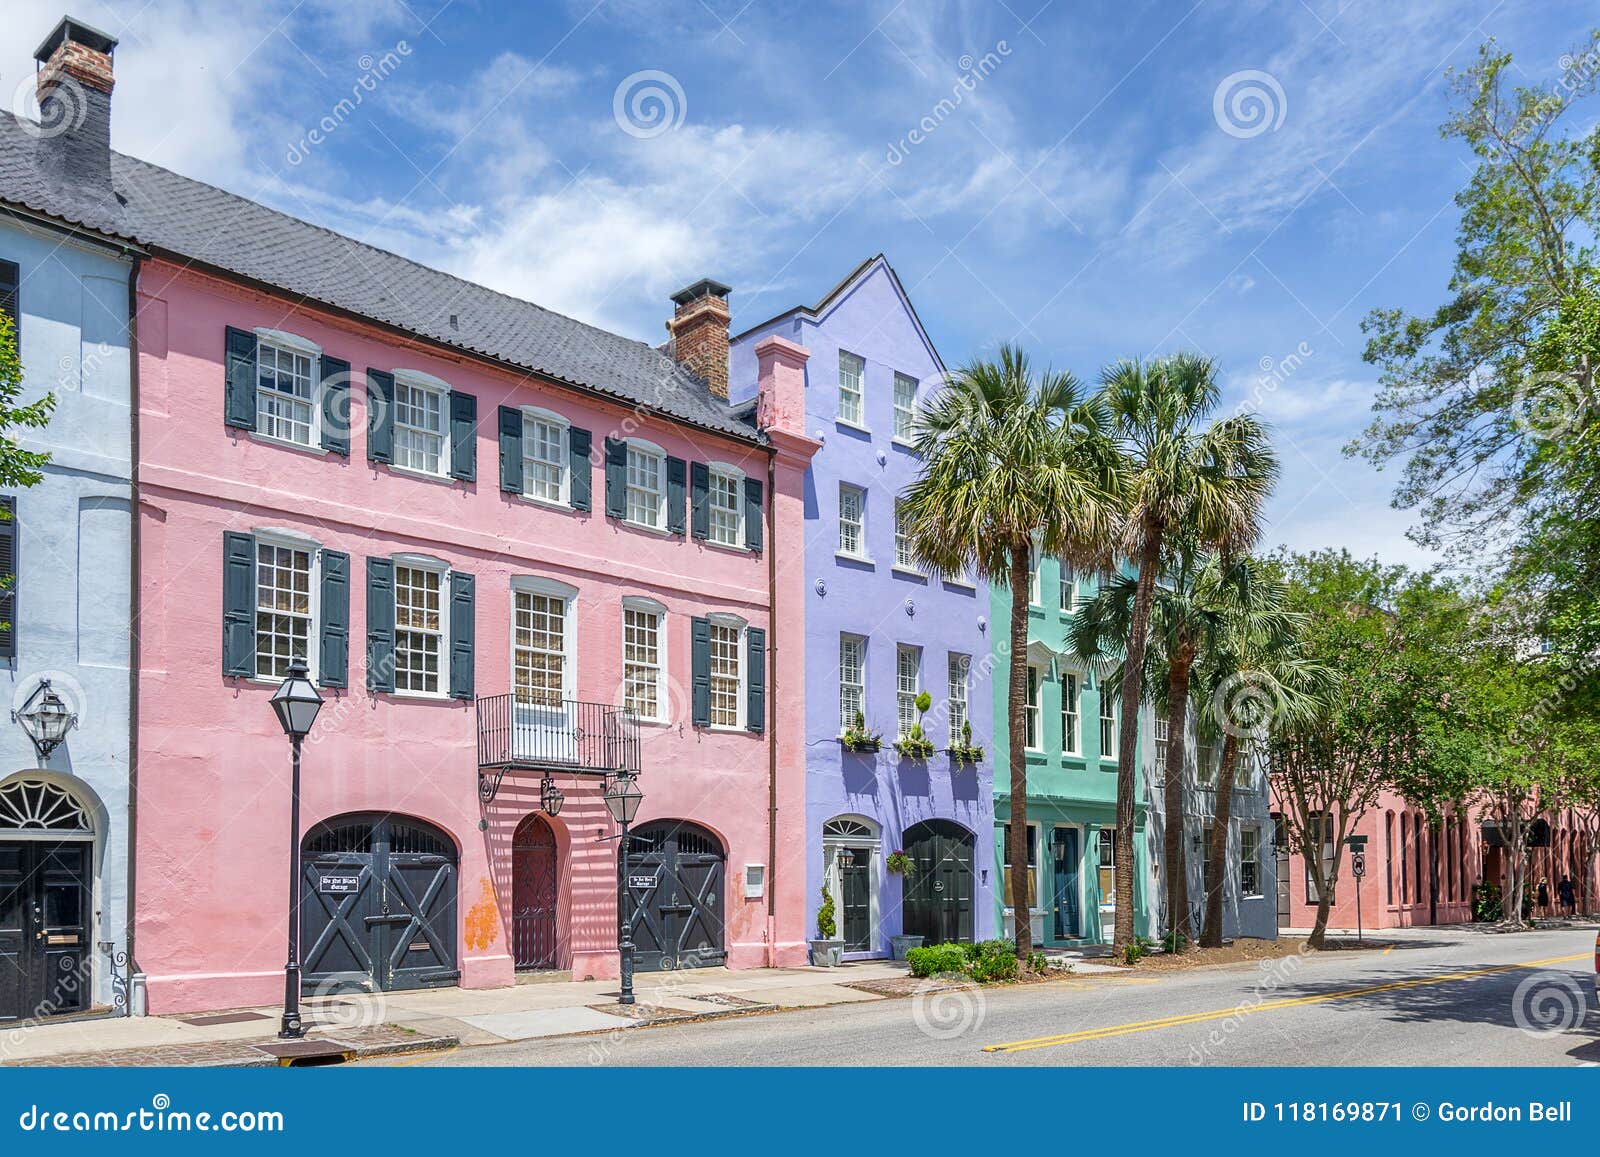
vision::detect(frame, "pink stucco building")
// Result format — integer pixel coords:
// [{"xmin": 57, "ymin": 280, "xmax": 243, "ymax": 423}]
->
[{"xmin": 131, "ymin": 223, "xmax": 814, "ymax": 1008}]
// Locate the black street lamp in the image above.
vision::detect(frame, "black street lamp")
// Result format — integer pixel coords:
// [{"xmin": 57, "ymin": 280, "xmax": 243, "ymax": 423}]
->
[
  {"xmin": 270, "ymin": 659, "xmax": 323, "ymax": 1039},
  {"xmin": 602, "ymin": 771, "xmax": 643, "ymax": 1006},
  {"xmin": 14, "ymin": 679, "xmax": 78, "ymax": 761}
]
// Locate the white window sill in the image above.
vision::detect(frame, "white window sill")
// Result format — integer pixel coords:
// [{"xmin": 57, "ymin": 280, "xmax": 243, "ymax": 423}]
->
[
  {"xmin": 244, "ymin": 673, "xmax": 321, "ymax": 688},
  {"xmin": 388, "ymin": 463, "xmax": 455, "ymax": 486},
  {"xmin": 836, "ymin": 551, "xmax": 874, "ymax": 566},
  {"xmin": 248, "ymin": 431, "xmax": 326, "ymax": 457},
  {"xmin": 891, "ymin": 565, "xmax": 926, "ymax": 579},
  {"xmin": 943, "ymin": 577, "xmax": 976, "ymax": 591},
  {"xmin": 391, "ymin": 688, "xmax": 451, "ymax": 701},
  {"xmin": 519, "ymin": 493, "xmax": 576, "ymax": 513},
  {"xmin": 635, "ymin": 717, "xmax": 672, "ymax": 729},
  {"xmin": 834, "ymin": 417, "xmax": 872, "ymax": 436},
  {"xmin": 704, "ymin": 538, "xmax": 750, "ymax": 555},
  {"xmin": 709, "ymin": 724, "xmax": 748, "ymax": 734},
  {"xmin": 890, "ymin": 436, "xmax": 917, "ymax": 451},
  {"xmin": 622, "ymin": 517, "xmax": 672, "ymax": 536}
]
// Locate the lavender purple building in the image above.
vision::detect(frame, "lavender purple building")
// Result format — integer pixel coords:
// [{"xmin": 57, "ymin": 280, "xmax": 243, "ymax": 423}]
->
[{"xmin": 731, "ymin": 256, "xmax": 995, "ymax": 957}]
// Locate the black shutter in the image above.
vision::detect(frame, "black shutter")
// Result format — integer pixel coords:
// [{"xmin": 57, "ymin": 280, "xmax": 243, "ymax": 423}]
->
[
  {"xmin": 604, "ymin": 437, "xmax": 627, "ymax": 519},
  {"xmin": 319, "ymin": 355, "xmax": 351, "ymax": 455},
  {"xmin": 319, "ymin": 550, "xmax": 350, "ymax": 689},
  {"xmin": 0, "ymin": 496, "xmax": 16, "ymax": 660},
  {"xmin": 746, "ymin": 625, "xmax": 766, "ymax": 733},
  {"xmin": 744, "ymin": 476, "xmax": 764, "ymax": 552},
  {"xmin": 0, "ymin": 260, "xmax": 18, "ymax": 347},
  {"xmin": 366, "ymin": 369, "xmax": 394, "ymax": 464},
  {"xmin": 691, "ymin": 616, "xmax": 711, "ymax": 728},
  {"xmin": 498, "ymin": 406, "xmax": 523, "ymax": 493},
  {"xmin": 449, "ymin": 571, "xmax": 475, "ymax": 700},
  {"xmin": 449, "ymin": 391, "xmax": 477, "ymax": 481},
  {"xmin": 223, "ymin": 327, "xmax": 257, "ymax": 430},
  {"xmin": 666, "ymin": 456, "xmax": 687, "ymax": 536},
  {"xmin": 366, "ymin": 557, "xmax": 395, "ymax": 693},
  {"xmin": 569, "ymin": 426, "xmax": 592, "ymax": 510},
  {"xmin": 690, "ymin": 462, "xmax": 710, "ymax": 540},
  {"xmin": 221, "ymin": 531, "xmax": 255, "ymax": 676}
]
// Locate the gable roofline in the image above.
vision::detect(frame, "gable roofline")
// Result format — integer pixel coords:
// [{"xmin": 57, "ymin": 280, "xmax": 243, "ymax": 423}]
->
[{"xmin": 729, "ymin": 253, "xmax": 948, "ymax": 378}]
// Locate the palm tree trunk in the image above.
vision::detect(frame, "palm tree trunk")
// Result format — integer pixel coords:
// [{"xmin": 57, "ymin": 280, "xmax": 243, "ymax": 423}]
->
[
  {"xmin": 1007, "ymin": 545, "xmax": 1034, "ymax": 960},
  {"xmin": 1113, "ymin": 524, "xmax": 1162, "ymax": 953},
  {"xmin": 1201, "ymin": 734, "xmax": 1239, "ymax": 947},
  {"xmin": 1162, "ymin": 652, "xmax": 1193, "ymax": 946}
]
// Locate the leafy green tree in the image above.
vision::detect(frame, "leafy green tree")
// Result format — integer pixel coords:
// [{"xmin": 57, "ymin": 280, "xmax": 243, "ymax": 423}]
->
[
  {"xmin": 900, "ymin": 345, "xmax": 1121, "ymax": 959},
  {"xmin": 0, "ymin": 310, "xmax": 55, "ymax": 637},
  {"xmin": 1097, "ymin": 354, "xmax": 1277, "ymax": 952}
]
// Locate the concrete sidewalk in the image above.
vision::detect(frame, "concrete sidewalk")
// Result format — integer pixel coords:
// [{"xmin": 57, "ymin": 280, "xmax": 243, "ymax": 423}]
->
[{"xmin": 1, "ymin": 961, "xmax": 912, "ymax": 1066}]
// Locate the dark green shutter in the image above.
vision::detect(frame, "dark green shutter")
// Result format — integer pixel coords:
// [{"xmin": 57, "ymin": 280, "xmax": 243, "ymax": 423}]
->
[
  {"xmin": 366, "ymin": 369, "xmax": 394, "ymax": 464},
  {"xmin": 691, "ymin": 616, "xmax": 711, "ymax": 727},
  {"xmin": 449, "ymin": 391, "xmax": 477, "ymax": 481},
  {"xmin": 569, "ymin": 426, "xmax": 592, "ymax": 510},
  {"xmin": 604, "ymin": 437, "xmax": 627, "ymax": 519},
  {"xmin": 744, "ymin": 476, "xmax": 764, "ymax": 552},
  {"xmin": 690, "ymin": 462, "xmax": 710, "ymax": 540},
  {"xmin": 319, "ymin": 355, "xmax": 351, "ymax": 455},
  {"xmin": 449, "ymin": 571, "xmax": 475, "ymax": 700},
  {"xmin": 498, "ymin": 406, "xmax": 523, "ymax": 493},
  {"xmin": 746, "ymin": 626, "xmax": 766, "ymax": 733},
  {"xmin": 366, "ymin": 557, "xmax": 395, "ymax": 693},
  {"xmin": 318, "ymin": 550, "xmax": 349, "ymax": 689},
  {"xmin": 221, "ymin": 531, "xmax": 255, "ymax": 676},
  {"xmin": 223, "ymin": 327, "xmax": 257, "ymax": 430},
  {"xmin": 666, "ymin": 456, "xmax": 687, "ymax": 536},
  {"xmin": 0, "ymin": 496, "xmax": 17, "ymax": 660}
]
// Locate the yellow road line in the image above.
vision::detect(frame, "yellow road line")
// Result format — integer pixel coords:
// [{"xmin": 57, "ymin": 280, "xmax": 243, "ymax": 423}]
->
[{"xmin": 983, "ymin": 952, "xmax": 1588, "ymax": 1054}]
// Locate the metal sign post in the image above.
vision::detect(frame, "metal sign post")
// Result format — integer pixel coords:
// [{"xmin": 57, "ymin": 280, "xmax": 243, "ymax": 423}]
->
[{"xmin": 1346, "ymin": 835, "xmax": 1368, "ymax": 943}]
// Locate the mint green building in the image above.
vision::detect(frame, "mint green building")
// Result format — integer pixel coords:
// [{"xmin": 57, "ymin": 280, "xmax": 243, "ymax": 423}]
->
[{"xmin": 990, "ymin": 556, "xmax": 1152, "ymax": 946}]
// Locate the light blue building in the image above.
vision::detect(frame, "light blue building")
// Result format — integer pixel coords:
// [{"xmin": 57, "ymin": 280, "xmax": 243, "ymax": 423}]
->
[{"xmin": 0, "ymin": 17, "xmax": 137, "ymax": 1022}]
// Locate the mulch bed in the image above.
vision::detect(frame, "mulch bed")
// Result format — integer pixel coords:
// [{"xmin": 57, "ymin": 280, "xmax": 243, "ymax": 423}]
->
[{"xmin": 842, "ymin": 968, "xmax": 1081, "ymax": 998}]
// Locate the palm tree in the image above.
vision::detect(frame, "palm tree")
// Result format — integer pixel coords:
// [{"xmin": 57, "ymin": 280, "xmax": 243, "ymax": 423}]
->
[
  {"xmin": 901, "ymin": 345, "xmax": 1120, "ymax": 959},
  {"xmin": 1099, "ymin": 353, "xmax": 1278, "ymax": 953}
]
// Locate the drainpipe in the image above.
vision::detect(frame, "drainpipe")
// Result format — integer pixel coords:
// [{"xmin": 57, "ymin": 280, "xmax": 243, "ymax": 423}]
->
[
  {"xmin": 765, "ymin": 446, "xmax": 778, "ymax": 967},
  {"xmin": 124, "ymin": 251, "xmax": 142, "ymax": 1014}
]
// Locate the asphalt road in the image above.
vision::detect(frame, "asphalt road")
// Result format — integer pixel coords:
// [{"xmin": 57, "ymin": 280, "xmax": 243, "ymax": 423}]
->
[{"xmin": 368, "ymin": 927, "xmax": 1600, "ymax": 1067}]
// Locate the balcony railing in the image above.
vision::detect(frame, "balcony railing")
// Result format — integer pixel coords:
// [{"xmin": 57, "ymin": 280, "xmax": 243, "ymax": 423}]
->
[{"xmin": 477, "ymin": 695, "xmax": 641, "ymax": 776}]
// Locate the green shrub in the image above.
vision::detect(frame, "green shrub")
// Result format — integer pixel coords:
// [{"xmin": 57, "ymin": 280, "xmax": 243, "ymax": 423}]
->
[
  {"xmin": 970, "ymin": 949, "xmax": 1019, "ymax": 982},
  {"xmin": 906, "ymin": 942, "xmax": 969, "ymax": 978},
  {"xmin": 816, "ymin": 884, "xmax": 836, "ymax": 939},
  {"xmin": 1160, "ymin": 930, "xmax": 1187, "ymax": 954},
  {"xmin": 1026, "ymin": 951, "xmax": 1048, "ymax": 974}
]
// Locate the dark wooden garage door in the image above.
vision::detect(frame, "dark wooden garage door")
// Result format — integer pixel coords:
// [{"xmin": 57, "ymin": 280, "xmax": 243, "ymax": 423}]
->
[
  {"xmin": 624, "ymin": 821, "xmax": 725, "ymax": 971},
  {"xmin": 301, "ymin": 814, "xmax": 459, "ymax": 993},
  {"xmin": 901, "ymin": 819, "xmax": 975, "ymax": 945}
]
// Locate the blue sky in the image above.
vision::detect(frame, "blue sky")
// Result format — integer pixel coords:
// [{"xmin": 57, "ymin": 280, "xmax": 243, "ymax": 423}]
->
[{"xmin": 6, "ymin": 0, "xmax": 1588, "ymax": 566}]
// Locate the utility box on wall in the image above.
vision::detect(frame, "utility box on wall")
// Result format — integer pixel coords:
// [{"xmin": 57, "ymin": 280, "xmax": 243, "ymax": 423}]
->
[{"xmin": 743, "ymin": 864, "xmax": 765, "ymax": 900}]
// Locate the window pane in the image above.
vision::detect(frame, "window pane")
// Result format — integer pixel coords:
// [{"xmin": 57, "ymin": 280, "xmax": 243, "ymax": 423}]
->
[
  {"xmin": 524, "ymin": 418, "xmax": 566, "ymax": 502},
  {"xmin": 839, "ymin": 635, "xmax": 864, "ymax": 732},
  {"xmin": 623, "ymin": 607, "xmax": 662, "ymax": 720},
  {"xmin": 893, "ymin": 373, "xmax": 916, "ymax": 439},
  {"xmin": 947, "ymin": 653, "xmax": 969, "ymax": 745},
  {"xmin": 838, "ymin": 485, "xmax": 864, "ymax": 556},
  {"xmin": 896, "ymin": 646, "xmax": 919, "ymax": 740},
  {"xmin": 838, "ymin": 351, "xmax": 864, "ymax": 425},
  {"xmin": 894, "ymin": 500, "xmax": 913, "ymax": 568},
  {"xmin": 1062, "ymin": 673, "xmax": 1079, "ymax": 754},
  {"xmin": 256, "ymin": 343, "xmax": 316, "ymax": 445},
  {"xmin": 514, "ymin": 591, "xmax": 566, "ymax": 706},
  {"xmin": 708, "ymin": 622, "xmax": 741, "ymax": 727},
  {"xmin": 394, "ymin": 380, "xmax": 446, "ymax": 474},
  {"xmin": 255, "ymin": 542, "xmax": 312, "ymax": 678},
  {"xmin": 626, "ymin": 446, "xmax": 664, "ymax": 527},
  {"xmin": 1025, "ymin": 667, "xmax": 1040, "ymax": 749},
  {"xmin": 709, "ymin": 470, "xmax": 741, "ymax": 545},
  {"xmin": 393, "ymin": 566, "xmax": 443, "ymax": 692}
]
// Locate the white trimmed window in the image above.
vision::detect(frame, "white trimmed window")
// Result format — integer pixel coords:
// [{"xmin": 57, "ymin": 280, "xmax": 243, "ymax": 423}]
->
[
  {"xmin": 708, "ymin": 617, "xmax": 744, "ymax": 728},
  {"xmin": 838, "ymin": 484, "xmax": 866, "ymax": 557},
  {"xmin": 255, "ymin": 538, "xmax": 314, "ymax": 679},
  {"xmin": 838, "ymin": 350, "xmax": 865, "ymax": 426},
  {"xmin": 523, "ymin": 408, "xmax": 568, "ymax": 504},
  {"xmin": 393, "ymin": 372, "xmax": 448, "ymax": 475},
  {"xmin": 513, "ymin": 584, "xmax": 572, "ymax": 708},
  {"xmin": 947, "ymin": 653, "xmax": 970, "ymax": 745},
  {"xmin": 839, "ymin": 633, "xmax": 865, "ymax": 733},
  {"xmin": 1241, "ymin": 827, "xmax": 1261, "ymax": 896},
  {"xmin": 1154, "ymin": 714, "xmax": 1170, "ymax": 769},
  {"xmin": 1025, "ymin": 665, "xmax": 1042, "ymax": 750},
  {"xmin": 708, "ymin": 465, "xmax": 743, "ymax": 546},
  {"xmin": 1059, "ymin": 560, "xmax": 1075, "ymax": 611},
  {"xmin": 626, "ymin": 441, "xmax": 665, "ymax": 529},
  {"xmin": 393, "ymin": 561, "xmax": 445, "ymax": 694},
  {"xmin": 896, "ymin": 645, "xmax": 921, "ymax": 741},
  {"xmin": 1197, "ymin": 739, "xmax": 1218, "ymax": 785},
  {"xmin": 256, "ymin": 337, "xmax": 318, "ymax": 446},
  {"xmin": 894, "ymin": 500, "xmax": 915, "ymax": 569},
  {"xmin": 1099, "ymin": 691, "xmax": 1117, "ymax": 759},
  {"xmin": 893, "ymin": 372, "xmax": 917, "ymax": 439},
  {"xmin": 622, "ymin": 600, "xmax": 665, "ymax": 722},
  {"xmin": 1062, "ymin": 671, "xmax": 1080, "ymax": 755}
]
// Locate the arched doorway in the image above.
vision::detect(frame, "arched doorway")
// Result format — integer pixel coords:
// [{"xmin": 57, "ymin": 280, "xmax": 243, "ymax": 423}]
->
[
  {"xmin": 0, "ymin": 776, "xmax": 94, "ymax": 1022},
  {"xmin": 512, "ymin": 813, "xmax": 558, "ymax": 971},
  {"xmin": 901, "ymin": 819, "xmax": 974, "ymax": 945},
  {"xmin": 823, "ymin": 816, "xmax": 881, "ymax": 954},
  {"xmin": 301, "ymin": 813, "xmax": 458, "ymax": 993},
  {"xmin": 624, "ymin": 820, "xmax": 725, "ymax": 971}
]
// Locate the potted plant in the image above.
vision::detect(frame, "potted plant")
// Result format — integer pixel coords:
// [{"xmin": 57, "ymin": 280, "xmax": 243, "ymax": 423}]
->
[
  {"xmin": 890, "ymin": 932, "xmax": 925, "ymax": 960},
  {"xmin": 948, "ymin": 719, "xmax": 985, "ymax": 767},
  {"xmin": 893, "ymin": 692, "xmax": 937, "ymax": 761},
  {"xmin": 840, "ymin": 711, "xmax": 883, "ymax": 754},
  {"xmin": 808, "ymin": 883, "xmax": 845, "ymax": 967},
  {"xmin": 885, "ymin": 849, "xmax": 915, "ymax": 876}
]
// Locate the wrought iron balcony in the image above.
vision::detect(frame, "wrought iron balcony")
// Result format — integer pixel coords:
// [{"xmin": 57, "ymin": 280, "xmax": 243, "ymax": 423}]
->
[{"xmin": 477, "ymin": 695, "xmax": 641, "ymax": 801}]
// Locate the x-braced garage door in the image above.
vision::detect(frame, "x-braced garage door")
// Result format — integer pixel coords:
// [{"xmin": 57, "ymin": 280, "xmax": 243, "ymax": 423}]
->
[
  {"xmin": 301, "ymin": 814, "xmax": 459, "ymax": 993},
  {"xmin": 624, "ymin": 821, "xmax": 725, "ymax": 972}
]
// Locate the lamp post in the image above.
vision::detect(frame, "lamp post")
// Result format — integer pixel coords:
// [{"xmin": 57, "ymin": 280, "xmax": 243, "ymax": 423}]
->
[
  {"xmin": 269, "ymin": 659, "xmax": 323, "ymax": 1039},
  {"xmin": 14, "ymin": 679, "xmax": 78, "ymax": 761},
  {"xmin": 602, "ymin": 771, "xmax": 643, "ymax": 1006}
]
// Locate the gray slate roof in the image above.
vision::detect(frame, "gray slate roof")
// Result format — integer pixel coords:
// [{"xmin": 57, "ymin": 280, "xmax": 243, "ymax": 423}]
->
[{"xmin": 0, "ymin": 111, "xmax": 759, "ymax": 442}]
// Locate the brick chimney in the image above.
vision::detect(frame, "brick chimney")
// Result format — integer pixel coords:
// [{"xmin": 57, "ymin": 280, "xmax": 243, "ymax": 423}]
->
[
  {"xmin": 32, "ymin": 17, "xmax": 118, "ymax": 189},
  {"xmin": 666, "ymin": 278, "xmax": 732, "ymax": 400}
]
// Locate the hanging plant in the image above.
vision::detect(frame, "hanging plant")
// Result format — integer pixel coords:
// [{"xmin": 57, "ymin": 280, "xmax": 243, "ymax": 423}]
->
[
  {"xmin": 894, "ymin": 691, "xmax": 937, "ymax": 760},
  {"xmin": 886, "ymin": 850, "xmax": 915, "ymax": 876},
  {"xmin": 840, "ymin": 710, "xmax": 883, "ymax": 754},
  {"xmin": 948, "ymin": 719, "xmax": 986, "ymax": 767}
]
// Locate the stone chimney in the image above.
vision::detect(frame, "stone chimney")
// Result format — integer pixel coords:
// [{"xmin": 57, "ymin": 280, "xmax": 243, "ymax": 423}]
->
[
  {"xmin": 754, "ymin": 336, "xmax": 809, "ymax": 442},
  {"xmin": 32, "ymin": 17, "xmax": 118, "ymax": 189},
  {"xmin": 666, "ymin": 278, "xmax": 732, "ymax": 400}
]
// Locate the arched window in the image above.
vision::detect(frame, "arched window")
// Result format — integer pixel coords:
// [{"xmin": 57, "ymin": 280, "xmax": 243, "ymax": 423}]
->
[
  {"xmin": 0, "ymin": 777, "xmax": 93, "ymax": 835},
  {"xmin": 824, "ymin": 817, "xmax": 878, "ymax": 841}
]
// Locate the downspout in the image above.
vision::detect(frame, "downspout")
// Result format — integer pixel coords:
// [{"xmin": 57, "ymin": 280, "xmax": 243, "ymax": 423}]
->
[
  {"xmin": 765, "ymin": 445, "xmax": 778, "ymax": 966},
  {"xmin": 124, "ymin": 251, "xmax": 142, "ymax": 1013}
]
